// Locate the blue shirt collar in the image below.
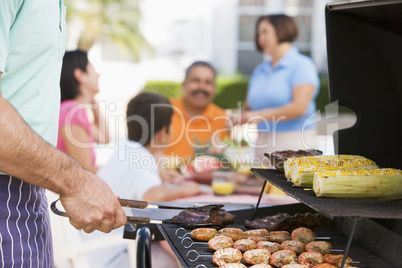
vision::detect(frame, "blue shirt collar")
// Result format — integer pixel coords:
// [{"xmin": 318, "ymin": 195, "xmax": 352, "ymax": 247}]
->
[{"xmin": 263, "ymin": 46, "xmax": 299, "ymax": 72}]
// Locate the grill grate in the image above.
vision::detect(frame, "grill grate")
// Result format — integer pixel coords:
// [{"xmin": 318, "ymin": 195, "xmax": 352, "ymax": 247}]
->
[{"xmin": 158, "ymin": 204, "xmax": 395, "ymax": 268}]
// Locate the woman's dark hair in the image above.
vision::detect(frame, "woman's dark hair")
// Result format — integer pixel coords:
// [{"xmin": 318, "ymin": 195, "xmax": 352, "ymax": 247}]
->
[
  {"xmin": 60, "ymin": 50, "xmax": 89, "ymax": 102},
  {"xmin": 255, "ymin": 14, "xmax": 298, "ymax": 52},
  {"xmin": 126, "ymin": 92, "xmax": 173, "ymax": 146}
]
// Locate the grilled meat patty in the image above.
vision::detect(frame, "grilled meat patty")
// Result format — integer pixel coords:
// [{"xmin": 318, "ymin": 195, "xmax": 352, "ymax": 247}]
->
[
  {"xmin": 245, "ymin": 212, "xmax": 325, "ymax": 232},
  {"xmin": 172, "ymin": 205, "xmax": 235, "ymax": 227},
  {"xmin": 266, "ymin": 149, "xmax": 323, "ymax": 172}
]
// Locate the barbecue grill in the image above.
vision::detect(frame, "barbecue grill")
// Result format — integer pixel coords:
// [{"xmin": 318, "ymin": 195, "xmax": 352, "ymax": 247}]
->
[{"xmin": 134, "ymin": 1, "xmax": 402, "ymax": 267}]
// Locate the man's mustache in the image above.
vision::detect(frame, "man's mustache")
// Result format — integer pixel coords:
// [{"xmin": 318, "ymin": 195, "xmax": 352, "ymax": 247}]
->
[{"xmin": 191, "ymin": 89, "xmax": 210, "ymax": 97}]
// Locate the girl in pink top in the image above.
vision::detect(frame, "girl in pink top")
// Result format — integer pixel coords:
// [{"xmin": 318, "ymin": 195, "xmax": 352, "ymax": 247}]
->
[{"xmin": 57, "ymin": 50, "xmax": 110, "ymax": 173}]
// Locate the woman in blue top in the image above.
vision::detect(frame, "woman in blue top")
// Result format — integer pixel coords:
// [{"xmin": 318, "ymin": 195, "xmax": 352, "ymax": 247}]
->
[{"xmin": 238, "ymin": 14, "xmax": 320, "ymax": 165}]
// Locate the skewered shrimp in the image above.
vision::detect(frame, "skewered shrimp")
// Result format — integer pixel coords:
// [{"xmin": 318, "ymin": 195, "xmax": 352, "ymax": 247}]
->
[
  {"xmin": 282, "ymin": 265, "xmax": 309, "ymax": 268},
  {"xmin": 219, "ymin": 263, "xmax": 247, "ymax": 268},
  {"xmin": 270, "ymin": 250, "xmax": 297, "ymax": 267},
  {"xmin": 256, "ymin": 241, "xmax": 281, "ymax": 253},
  {"xmin": 312, "ymin": 264, "xmax": 338, "ymax": 268},
  {"xmin": 218, "ymin": 228, "xmax": 245, "ymax": 241},
  {"xmin": 269, "ymin": 231, "xmax": 290, "ymax": 243},
  {"xmin": 250, "ymin": 264, "xmax": 274, "ymax": 268},
  {"xmin": 323, "ymin": 254, "xmax": 353, "ymax": 268},
  {"xmin": 209, "ymin": 235, "xmax": 234, "ymax": 250},
  {"xmin": 244, "ymin": 229, "xmax": 269, "ymax": 242},
  {"xmin": 281, "ymin": 240, "xmax": 305, "ymax": 255},
  {"xmin": 298, "ymin": 252, "xmax": 324, "ymax": 267},
  {"xmin": 213, "ymin": 248, "xmax": 242, "ymax": 266},
  {"xmin": 243, "ymin": 249, "xmax": 271, "ymax": 265},
  {"xmin": 233, "ymin": 238, "xmax": 257, "ymax": 252},
  {"xmin": 191, "ymin": 227, "xmax": 217, "ymax": 241},
  {"xmin": 305, "ymin": 241, "xmax": 332, "ymax": 255},
  {"xmin": 291, "ymin": 227, "xmax": 316, "ymax": 244}
]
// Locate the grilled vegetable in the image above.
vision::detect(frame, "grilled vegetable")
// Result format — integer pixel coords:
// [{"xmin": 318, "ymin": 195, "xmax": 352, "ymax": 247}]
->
[
  {"xmin": 313, "ymin": 168, "xmax": 402, "ymax": 200},
  {"xmin": 285, "ymin": 155, "xmax": 378, "ymax": 187}
]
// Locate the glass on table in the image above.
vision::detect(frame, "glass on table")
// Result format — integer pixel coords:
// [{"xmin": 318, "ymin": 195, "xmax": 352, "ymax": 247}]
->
[{"xmin": 211, "ymin": 170, "xmax": 235, "ymax": 196}]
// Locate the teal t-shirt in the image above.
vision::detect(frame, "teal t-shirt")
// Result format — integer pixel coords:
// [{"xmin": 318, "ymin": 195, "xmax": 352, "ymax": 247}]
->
[{"xmin": 0, "ymin": 0, "xmax": 67, "ymax": 146}]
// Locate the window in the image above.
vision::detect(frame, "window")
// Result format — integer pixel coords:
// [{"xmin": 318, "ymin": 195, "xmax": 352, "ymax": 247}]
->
[
  {"xmin": 293, "ymin": 15, "xmax": 311, "ymax": 44},
  {"xmin": 239, "ymin": 15, "xmax": 259, "ymax": 42},
  {"xmin": 237, "ymin": 50, "xmax": 263, "ymax": 75},
  {"xmin": 239, "ymin": 0, "xmax": 266, "ymax": 6}
]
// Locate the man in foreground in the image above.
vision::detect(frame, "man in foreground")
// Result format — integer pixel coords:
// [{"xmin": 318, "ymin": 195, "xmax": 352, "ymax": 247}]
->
[{"xmin": 0, "ymin": 2, "xmax": 126, "ymax": 266}]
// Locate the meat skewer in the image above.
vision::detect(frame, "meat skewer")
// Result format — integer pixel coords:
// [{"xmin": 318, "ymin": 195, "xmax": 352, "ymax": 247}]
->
[
  {"xmin": 176, "ymin": 227, "xmax": 330, "ymax": 240},
  {"xmin": 181, "ymin": 236, "xmax": 342, "ymax": 254},
  {"xmin": 187, "ymin": 249, "xmax": 358, "ymax": 267},
  {"xmin": 181, "ymin": 237, "xmax": 209, "ymax": 249}
]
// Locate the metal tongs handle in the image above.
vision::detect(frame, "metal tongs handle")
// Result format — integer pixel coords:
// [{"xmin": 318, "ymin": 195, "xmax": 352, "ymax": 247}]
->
[
  {"xmin": 118, "ymin": 198, "xmax": 149, "ymax": 209},
  {"xmin": 50, "ymin": 198, "xmax": 162, "ymax": 225}
]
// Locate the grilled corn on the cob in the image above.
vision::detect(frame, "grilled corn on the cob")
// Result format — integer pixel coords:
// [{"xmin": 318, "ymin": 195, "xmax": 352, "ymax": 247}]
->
[
  {"xmin": 285, "ymin": 155, "xmax": 378, "ymax": 187},
  {"xmin": 313, "ymin": 168, "xmax": 402, "ymax": 200}
]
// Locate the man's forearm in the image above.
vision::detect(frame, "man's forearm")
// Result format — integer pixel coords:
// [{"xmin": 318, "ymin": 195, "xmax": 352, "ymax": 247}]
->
[{"xmin": 0, "ymin": 95, "xmax": 83, "ymax": 196}]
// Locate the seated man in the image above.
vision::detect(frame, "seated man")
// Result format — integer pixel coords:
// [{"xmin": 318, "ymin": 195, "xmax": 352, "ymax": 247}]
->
[
  {"xmin": 84, "ymin": 92, "xmax": 201, "ymax": 268},
  {"xmin": 164, "ymin": 61, "xmax": 229, "ymax": 159}
]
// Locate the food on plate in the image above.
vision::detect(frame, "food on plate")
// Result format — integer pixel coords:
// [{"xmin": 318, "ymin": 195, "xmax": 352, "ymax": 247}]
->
[
  {"xmin": 219, "ymin": 263, "xmax": 247, "ymax": 268},
  {"xmin": 280, "ymin": 240, "xmax": 305, "ymax": 255},
  {"xmin": 218, "ymin": 228, "xmax": 245, "ymax": 241},
  {"xmin": 305, "ymin": 241, "xmax": 332, "ymax": 255},
  {"xmin": 245, "ymin": 212, "xmax": 325, "ymax": 232},
  {"xmin": 284, "ymin": 155, "xmax": 378, "ymax": 187},
  {"xmin": 208, "ymin": 236, "xmax": 234, "ymax": 250},
  {"xmin": 244, "ymin": 229, "xmax": 270, "ymax": 242},
  {"xmin": 213, "ymin": 248, "xmax": 242, "ymax": 266},
  {"xmin": 249, "ymin": 263, "xmax": 274, "ymax": 268},
  {"xmin": 191, "ymin": 227, "xmax": 217, "ymax": 241},
  {"xmin": 313, "ymin": 168, "xmax": 402, "ymax": 200},
  {"xmin": 171, "ymin": 205, "xmax": 235, "ymax": 227},
  {"xmin": 256, "ymin": 241, "xmax": 281, "ymax": 253},
  {"xmin": 270, "ymin": 250, "xmax": 297, "ymax": 267},
  {"xmin": 323, "ymin": 254, "xmax": 353, "ymax": 267},
  {"xmin": 291, "ymin": 227, "xmax": 316, "ymax": 244},
  {"xmin": 266, "ymin": 149, "xmax": 323, "ymax": 172},
  {"xmin": 233, "ymin": 238, "xmax": 257, "ymax": 252},
  {"xmin": 243, "ymin": 249, "xmax": 271, "ymax": 265},
  {"xmin": 268, "ymin": 231, "xmax": 290, "ymax": 243},
  {"xmin": 282, "ymin": 265, "xmax": 309, "ymax": 268},
  {"xmin": 192, "ymin": 155, "xmax": 222, "ymax": 172},
  {"xmin": 298, "ymin": 252, "xmax": 324, "ymax": 267}
]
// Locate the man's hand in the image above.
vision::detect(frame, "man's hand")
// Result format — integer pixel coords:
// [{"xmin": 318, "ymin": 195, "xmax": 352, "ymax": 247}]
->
[{"xmin": 59, "ymin": 171, "xmax": 127, "ymax": 233}]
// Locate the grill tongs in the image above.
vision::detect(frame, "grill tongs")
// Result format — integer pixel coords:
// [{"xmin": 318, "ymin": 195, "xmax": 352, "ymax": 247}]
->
[{"xmin": 51, "ymin": 198, "xmax": 226, "ymax": 227}]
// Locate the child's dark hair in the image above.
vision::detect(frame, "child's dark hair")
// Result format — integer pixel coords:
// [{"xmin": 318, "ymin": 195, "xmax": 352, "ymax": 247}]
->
[
  {"xmin": 126, "ymin": 92, "xmax": 173, "ymax": 146},
  {"xmin": 60, "ymin": 50, "xmax": 89, "ymax": 102}
]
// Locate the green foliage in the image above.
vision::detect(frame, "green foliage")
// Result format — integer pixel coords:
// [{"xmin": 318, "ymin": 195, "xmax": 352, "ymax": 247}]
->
[
  {"xmin": 142, "ymin": 75, "xmax": 334, "ymax": 112},
  {"xmin": 142, "ymin": 81, "xmax": 182, "ymax": 98},
  {"xmin": 64, "ymin": 0, "xmax": 153, "ymax": 60},
  {"xmin": 142, "ymin": 75, "xmax": 249, "ymax": 109},
  {"xmin": 213, "ymin": 75, "xmax": 249, "ymax": 109}
]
